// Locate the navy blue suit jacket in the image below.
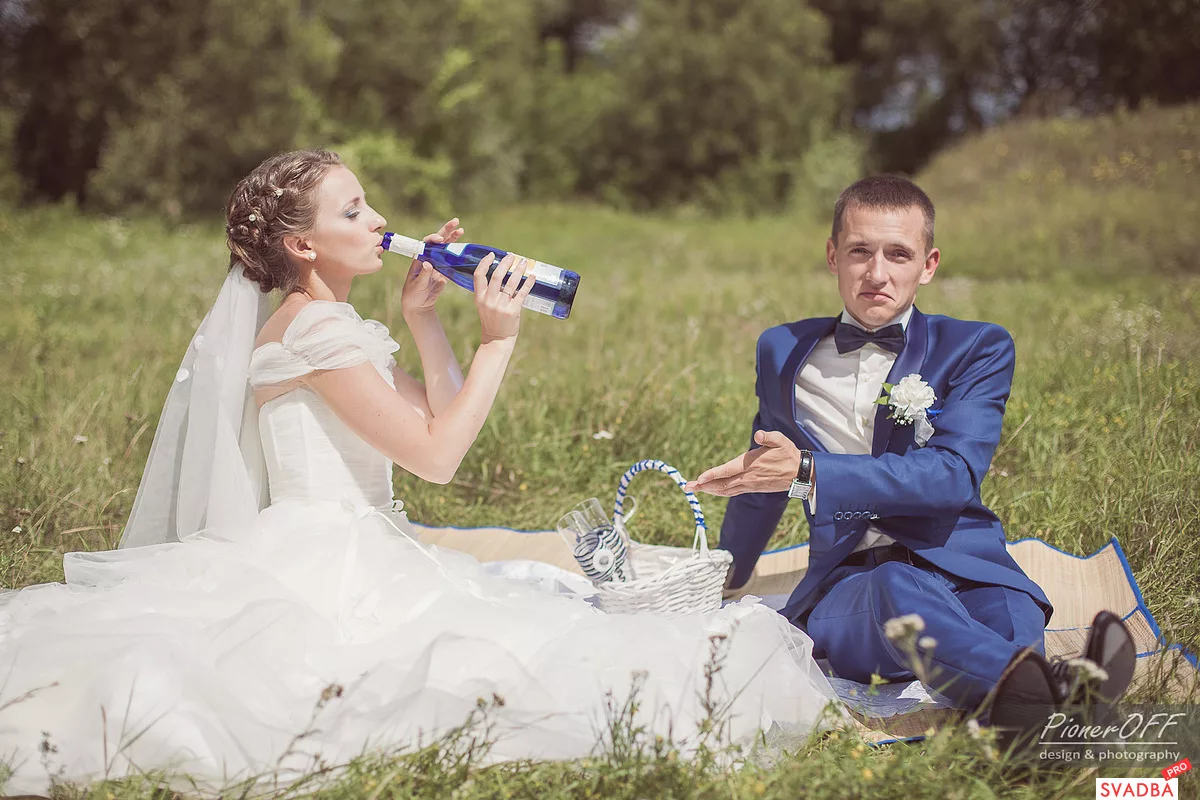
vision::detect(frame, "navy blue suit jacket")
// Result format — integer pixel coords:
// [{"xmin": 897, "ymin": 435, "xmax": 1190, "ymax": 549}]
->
[{"xmin": 718, "ymin": 308, "xmax": 1053, "ymax": 626}]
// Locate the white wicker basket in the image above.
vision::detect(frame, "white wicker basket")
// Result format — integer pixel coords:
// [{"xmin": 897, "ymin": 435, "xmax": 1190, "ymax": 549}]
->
[{"xmin": 587, "ymin": 459, "xmax": 733, "ymax": 615}]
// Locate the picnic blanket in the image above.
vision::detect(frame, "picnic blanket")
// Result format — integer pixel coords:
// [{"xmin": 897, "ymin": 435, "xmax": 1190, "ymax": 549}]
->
[{"xmin": 413, "ymin": 524, "xmax": 1200, "ymax": 739}]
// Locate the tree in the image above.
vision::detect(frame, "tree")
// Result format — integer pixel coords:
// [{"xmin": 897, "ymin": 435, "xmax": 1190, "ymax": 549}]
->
[
  {"xmin": 88, "ymin": 0, "xmax": 338, "ymax": 216},
  {"xmin": 813, "ymin": 0, "xmax": 1200, "ymax": 173},
  {"xmin": 322, "ymin": 0, "xmax": 541, "ymax": 209},
  {"xmin": 810, "ymin": 0, "xmax": 1008, "ymax": 174},
  {"xmin": 1091, "ymin": 0, "xmax": 1200, "ymax": 110},
  {"xmin": 533, "ymin": 0, "xmax": 635, "ymax": 72},
  {"xmin": 586, "ymin": 0, "xmax": 845, "ymax": 211},
  {"xmin": 6, "ymin": 0, "xmax": 338, "ymax": 213}
]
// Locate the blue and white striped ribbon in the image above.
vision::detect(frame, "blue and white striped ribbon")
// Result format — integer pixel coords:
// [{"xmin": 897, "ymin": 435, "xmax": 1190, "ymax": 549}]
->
[{"xmin": 612, "ymin": 459, "xmax": 708, "ymax": 553}]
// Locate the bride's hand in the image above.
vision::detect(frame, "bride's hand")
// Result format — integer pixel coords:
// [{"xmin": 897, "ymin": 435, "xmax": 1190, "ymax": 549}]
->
[
  {"xmin": 474, "ymin": 253, "xmax": 535, "ymax": 344},
  {"xmin": 401, "ymin": 218, "xmax": 464, "ymax": 319}
]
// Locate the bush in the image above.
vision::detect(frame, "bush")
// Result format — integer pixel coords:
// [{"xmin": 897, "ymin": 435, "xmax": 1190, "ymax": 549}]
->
[
  {"xmin": 335, "ymin": 133, "xmax": 454, "ymax": 218},
  {"xmin": 583, "ymin": 0, "xmax": 845, "ymax": 212}
]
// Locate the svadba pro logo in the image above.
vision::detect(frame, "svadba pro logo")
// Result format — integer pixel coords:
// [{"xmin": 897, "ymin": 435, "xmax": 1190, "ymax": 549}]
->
[{"xmin": 1095, "ymin": 778, "xmax": 1178, "ymax": 798}]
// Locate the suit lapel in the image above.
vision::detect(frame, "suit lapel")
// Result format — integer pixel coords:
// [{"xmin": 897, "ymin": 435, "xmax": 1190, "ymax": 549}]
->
[
  {"xmin": 871, "ymin": 307, "xmax": 928, "ymax": 457},
  {"xmin": 782, "ymin": 318, "xmax": 837, "ymax": 453}
]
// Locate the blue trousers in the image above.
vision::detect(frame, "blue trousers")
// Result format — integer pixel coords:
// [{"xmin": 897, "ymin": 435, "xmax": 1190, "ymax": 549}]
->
[{"xmin": 805, "ymin": 561, "xmax": 1046, "ymax": 709}]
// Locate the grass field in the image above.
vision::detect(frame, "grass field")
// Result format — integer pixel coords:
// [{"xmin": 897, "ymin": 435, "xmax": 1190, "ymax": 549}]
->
[{"xmin": 0, "ymin": 104, "xmax": 1197, "ymax": 797}]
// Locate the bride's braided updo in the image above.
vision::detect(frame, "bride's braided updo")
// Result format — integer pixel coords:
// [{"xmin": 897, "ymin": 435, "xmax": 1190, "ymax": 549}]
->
[{"xmin": 225, "ymin": 149, "xmax": 343, "ymax": 294}]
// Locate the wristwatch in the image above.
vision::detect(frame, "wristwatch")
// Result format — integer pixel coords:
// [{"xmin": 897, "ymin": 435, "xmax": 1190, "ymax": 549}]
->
[{"xmin": 788, "ymin": 449, "xmax": 814, "ymax": 500}]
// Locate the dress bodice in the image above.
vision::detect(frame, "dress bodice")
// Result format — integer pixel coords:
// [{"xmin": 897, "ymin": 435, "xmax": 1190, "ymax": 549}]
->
[{"xmin": 248, "ymin": 301, "xmax": 399, "ymax": 509}]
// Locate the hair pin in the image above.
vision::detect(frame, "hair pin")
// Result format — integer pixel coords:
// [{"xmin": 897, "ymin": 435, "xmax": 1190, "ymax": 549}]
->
[{"xmin": 248, "ymin": 213, "xmax": 257, "ymax": 222}]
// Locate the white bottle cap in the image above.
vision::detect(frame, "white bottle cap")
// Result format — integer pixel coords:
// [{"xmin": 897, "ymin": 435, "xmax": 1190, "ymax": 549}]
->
[{"xmin": 383, "ymin": 233, "xmax": 426, "ymax": 259}]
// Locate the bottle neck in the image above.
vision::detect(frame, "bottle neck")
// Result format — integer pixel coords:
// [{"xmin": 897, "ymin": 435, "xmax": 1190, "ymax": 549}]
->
[{"xmin": 382, "ymin": 232, "xmax": 426, "ymax": 259}]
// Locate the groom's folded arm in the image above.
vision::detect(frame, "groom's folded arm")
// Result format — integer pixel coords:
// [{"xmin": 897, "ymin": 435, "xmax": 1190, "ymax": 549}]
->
[{"xmin": 809, "ymin": 325, "xmax": 1016, "ymax": 527}]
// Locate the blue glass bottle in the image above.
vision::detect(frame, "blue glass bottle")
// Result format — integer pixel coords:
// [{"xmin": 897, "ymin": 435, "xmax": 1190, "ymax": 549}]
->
[{"xmin": 382, "ymin": 232, "xmax": 580, "ymax": 320}]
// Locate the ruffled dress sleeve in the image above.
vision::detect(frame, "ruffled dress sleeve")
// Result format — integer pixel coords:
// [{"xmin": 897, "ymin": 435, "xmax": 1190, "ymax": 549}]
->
[{"xmin": 249, "ymin": 301, "xmax": 400, "ymax": 389}]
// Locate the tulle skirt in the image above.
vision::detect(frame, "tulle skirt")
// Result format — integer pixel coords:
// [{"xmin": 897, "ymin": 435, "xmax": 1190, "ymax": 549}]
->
[{"xmin": 0, "ymin": 499, "xmax": 838, "ymax": 793}]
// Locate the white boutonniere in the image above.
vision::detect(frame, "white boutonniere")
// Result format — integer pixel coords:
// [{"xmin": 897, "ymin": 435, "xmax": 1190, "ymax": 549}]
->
[{"xmin": 877, "ymin": 373, "xmax": 940, "ymax": 446}]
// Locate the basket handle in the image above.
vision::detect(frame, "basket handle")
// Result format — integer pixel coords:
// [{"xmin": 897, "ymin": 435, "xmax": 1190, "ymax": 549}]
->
[{"xmin": 612, "ymin": 459, "xmax": 708, "ymax": 554}]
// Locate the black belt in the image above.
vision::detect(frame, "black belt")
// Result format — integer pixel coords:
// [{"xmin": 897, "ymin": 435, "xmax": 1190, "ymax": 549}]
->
[{"xmin": 840, "ymin": 542, "xmax": 923, "ymax": 569}]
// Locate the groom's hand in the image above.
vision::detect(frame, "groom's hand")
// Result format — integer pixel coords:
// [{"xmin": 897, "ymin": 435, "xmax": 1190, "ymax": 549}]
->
[{"xmin": 685, "ymin": 431, "xmax": 804, "ymax": 496}]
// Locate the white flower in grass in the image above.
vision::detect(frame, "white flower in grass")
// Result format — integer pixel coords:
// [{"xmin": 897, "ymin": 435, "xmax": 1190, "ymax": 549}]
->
[
  {"xmin": 884, "ymin": 613, "xmax": 926, "ymax": 642},
  {"xmin": 73, "ymin": 435, "xmax": 88, "ymax": 444},
  {"xmin": 592, "ymin": 430, "xmax": 614, "ymax": 440},
  {"xmin": 966, "ymin": 719, "xmax": 983, "ymax": 739},
  {"xmin": 1067, "ymin": 657, "xmax": 1109, "ymax": 684}
]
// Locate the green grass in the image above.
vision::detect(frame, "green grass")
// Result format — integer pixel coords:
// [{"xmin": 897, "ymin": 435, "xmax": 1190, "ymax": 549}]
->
[{"xmin": 1, "ymin": 104, "xmax": 1199, "ymax": 797}]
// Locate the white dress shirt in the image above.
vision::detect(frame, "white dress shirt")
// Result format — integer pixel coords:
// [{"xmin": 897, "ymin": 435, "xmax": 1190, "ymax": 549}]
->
[{"xmin": 795, "ymin": 306, "xmax": 914, "ymax": 553}]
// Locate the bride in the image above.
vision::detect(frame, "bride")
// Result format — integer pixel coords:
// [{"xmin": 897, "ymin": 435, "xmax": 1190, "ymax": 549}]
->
[{"xmin": 0, "ymin": 150, "xmax": 838, "ymax": 793}]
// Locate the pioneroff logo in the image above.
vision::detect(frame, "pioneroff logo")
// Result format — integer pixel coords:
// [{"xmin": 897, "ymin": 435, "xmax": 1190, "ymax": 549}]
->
[
  {"xmin": 1039, "ymin": 711, "xmax": 1188, "ymax": 765},
  {"xmin": 1042, "ymin": 711, "xmax": 1186, "ymax": 743}
]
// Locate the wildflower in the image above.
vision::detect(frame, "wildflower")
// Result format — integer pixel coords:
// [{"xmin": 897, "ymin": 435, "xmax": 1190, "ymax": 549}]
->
[
  {"xmin": 966, "ymin": 719, "xmax": 983, "ymax": 739},
  {"xmin": 592, "ymin": 430, "xmax": 614, "ymax": 440},
  {"xmin": 862, "ymin": 767, "xmax": 874, "ymax": 780},
  {"xmin": 73, "ymin": 435, "xmax": 88, "ymax": 444},
  {"xmin": 884, "ymin": 614, "xmax": 926, "ymax": 642},
  {"xmin": 1067, "ymin": 657, "xmax": 1109, "ymax": 684},
  {"xmin": 318, "ymin": 683, "xmax": 345, "ymax": 706}
]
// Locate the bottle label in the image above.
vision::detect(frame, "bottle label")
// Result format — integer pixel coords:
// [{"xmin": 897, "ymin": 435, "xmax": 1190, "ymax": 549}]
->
[
  {"xmin": 522, "ymin": 294, "xmax": 558, "ymax": 315},
  {"xmin": 511, "ymin": 256, "xmax": 565, "ymax": 290},
  {"xmin": 445, "ymin": 242, "xmax": 468, "ymax": 256}
]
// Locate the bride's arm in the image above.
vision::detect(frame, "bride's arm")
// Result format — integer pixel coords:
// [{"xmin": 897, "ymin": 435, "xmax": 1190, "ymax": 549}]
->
[
  {"xmin": 307, "ymin": 337, "xmax": 516, "ymax": 484},
  {"xmin": 309, "ymin": 253, "xmax": 535, "ymax": 484},
  {"xmin": 399, "ymin": 310, "xmax": 464, "ymax": 417},
  {"xmin": 395, "ymin": 219, "xmax": 466, "ymax": 416}
]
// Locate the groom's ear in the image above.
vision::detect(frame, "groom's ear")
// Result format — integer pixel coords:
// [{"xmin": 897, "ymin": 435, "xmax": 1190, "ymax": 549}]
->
[
  {"xmin": 826, "ymin": 238, "xmax": 838, "ymax": 275},
  {"xmin": 918, "ymin": 247, "xmax": 941, "ymax": 285}
]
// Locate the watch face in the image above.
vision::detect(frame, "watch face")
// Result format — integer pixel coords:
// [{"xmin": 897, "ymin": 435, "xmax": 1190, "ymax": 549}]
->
[{"xmin": 788, "ymin": 480, "xmax": 811, "ymax": 500}]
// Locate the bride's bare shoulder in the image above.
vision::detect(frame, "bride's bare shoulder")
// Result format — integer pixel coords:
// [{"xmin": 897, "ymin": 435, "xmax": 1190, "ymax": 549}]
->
[{"xmin": 255, "ymin": 296, "xmax": 316, "ymax": 350}]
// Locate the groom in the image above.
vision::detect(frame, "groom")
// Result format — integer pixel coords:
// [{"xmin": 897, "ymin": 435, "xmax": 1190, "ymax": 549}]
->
[{"xmin": 686, "ymin": 176, "xmax": 1135, "ymax": 730}]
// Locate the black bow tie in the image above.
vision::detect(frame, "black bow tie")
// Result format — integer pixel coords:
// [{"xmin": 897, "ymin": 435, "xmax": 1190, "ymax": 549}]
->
[{"xmin": 834, "ymin": 321, "xmax": 906, "ymax": 355}]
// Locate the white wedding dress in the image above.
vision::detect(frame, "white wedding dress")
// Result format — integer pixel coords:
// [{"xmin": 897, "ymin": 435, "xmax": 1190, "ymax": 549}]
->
[{"xmin": 0, "ymin": 302, "xmax": 837, "ymax": 794}]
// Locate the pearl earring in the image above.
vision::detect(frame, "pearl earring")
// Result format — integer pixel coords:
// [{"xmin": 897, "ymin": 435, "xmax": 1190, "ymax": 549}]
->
[{"xmin": 308, "ymin": 253, "xmax": 316, "ymax": 262}]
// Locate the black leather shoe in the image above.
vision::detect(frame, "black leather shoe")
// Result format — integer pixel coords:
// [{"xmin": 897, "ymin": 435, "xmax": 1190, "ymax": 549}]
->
[
  {"xmin": 1081, "ymin": 610, "xmax": 1137, "ymax": 704},
  {"xmin": 1044, "ymin": 611, "xmax": 1137, "ymax": 708},
  {"xmin": 988, "ymin": 648, "xmax": 1062, "ymax": 754}
]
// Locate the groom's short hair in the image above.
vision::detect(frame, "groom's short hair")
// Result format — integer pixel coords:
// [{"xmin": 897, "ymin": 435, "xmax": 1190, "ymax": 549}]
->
[{"xmin": 832, "ymin": 176, "xmax": 936, "ymax": 252}]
